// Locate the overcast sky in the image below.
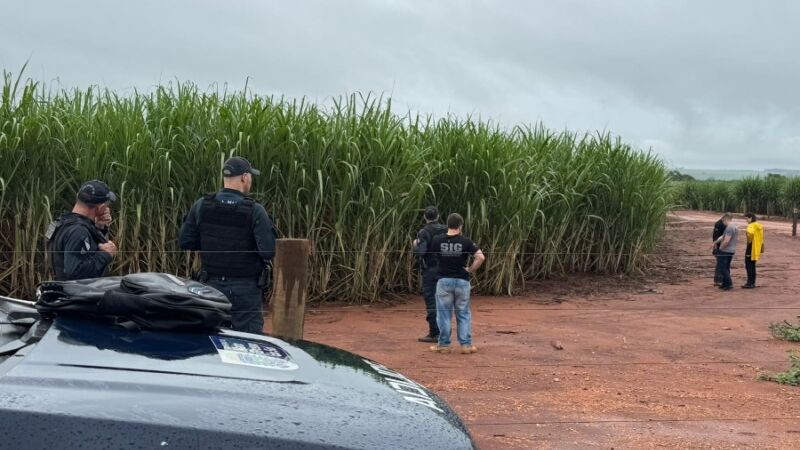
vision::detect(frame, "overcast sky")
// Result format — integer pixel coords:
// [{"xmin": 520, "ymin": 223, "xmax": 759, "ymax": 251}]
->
[{"xmin": 2, "ymin": 0, "xmax": 798, "ymax": 169}]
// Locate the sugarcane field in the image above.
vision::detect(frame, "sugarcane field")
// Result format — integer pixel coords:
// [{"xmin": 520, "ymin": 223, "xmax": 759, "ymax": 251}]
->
[{"xmin": 1, "ymin": 1, "xmax": 799, "ymax": 450}]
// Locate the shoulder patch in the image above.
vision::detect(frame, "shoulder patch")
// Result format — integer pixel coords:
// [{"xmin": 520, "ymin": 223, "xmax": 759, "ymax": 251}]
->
[{"xmin": 45, "ymin": 221, "xmax": 59, "ymax": 240}]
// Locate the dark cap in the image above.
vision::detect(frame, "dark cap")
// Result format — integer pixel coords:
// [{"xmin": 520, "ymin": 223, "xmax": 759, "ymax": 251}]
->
[
  {"xmin": 223, "ymin": 156, "xmax": 261, "ymax": 177},
  {"xmin": 424, "ymin": 206, "xmax": 439, "ymax": 221},
  {"xmin": 77, "ymin": 180, "xmax": 117, "ymax": 205}
]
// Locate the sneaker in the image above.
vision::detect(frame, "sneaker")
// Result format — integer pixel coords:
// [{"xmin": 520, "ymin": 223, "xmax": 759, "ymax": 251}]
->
[
  {"xmin": 741, "ymin": 284, "xmax": 755, "ymax": 289},
  {"xmin": 720, "ymin": 285, "xmax": 733, "ymax": 291},
  {"xmin": 417, "ymin": 334, "xmax": 439, "ymax": 343},
  {"xmin": 429, "ymin": 345, "xmax": 451, "ymax": 353},
  {"xmin": 460, "ymin": 345, "xmax": 478, "ymax": 354}
]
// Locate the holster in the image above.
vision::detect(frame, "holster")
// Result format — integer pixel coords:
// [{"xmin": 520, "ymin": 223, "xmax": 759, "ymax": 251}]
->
[{"xmin": 258, "ymin": 262, "xmax": 273, "ymax": 290}]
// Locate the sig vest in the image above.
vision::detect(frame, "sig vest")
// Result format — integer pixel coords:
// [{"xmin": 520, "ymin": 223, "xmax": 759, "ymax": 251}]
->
[{"xmin": 198, "ymin": 193, "xmax": 263, "ymax": 278}]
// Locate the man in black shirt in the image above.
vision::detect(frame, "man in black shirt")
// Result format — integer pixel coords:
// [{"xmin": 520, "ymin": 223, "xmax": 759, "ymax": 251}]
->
[
  {"xmin": 429, "ymin": 213, "xmax": 485, "ymax": 354},
  {"xmin": 412, "ymin": 206, "xmax": 447, "ymax": 342},
  {"xmin": 179, "ymin": 157, "xmax": 277, "ymax": 334},
  {"xmin": 46, "ymin": 180, "xmax": 119, "ymax": 280},
  {"xmin": 712, "ymin": 213, "xmax": 728, "ymax": 286}
]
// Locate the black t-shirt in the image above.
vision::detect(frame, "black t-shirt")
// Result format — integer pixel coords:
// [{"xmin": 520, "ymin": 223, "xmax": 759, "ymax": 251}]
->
[
  {"xmin": 432, "ymin": 234, "xmax": 479, "ymax": 280},
  {"xmin": 712, "ymin": 219, "xmax": 726, "ymax": 241}
]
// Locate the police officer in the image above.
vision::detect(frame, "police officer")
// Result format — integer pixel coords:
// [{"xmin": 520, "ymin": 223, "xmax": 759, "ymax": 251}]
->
[
  {"xmin": 47, "ymin": 180, "xmax": 119, "ymax": 280},
  {"xmin": 179, "ymin": 156, "xmax": 276, "ymax": 334},
  {"xmin": 412, "ymin": 206, "xmax": 447, "ymax": 342}
]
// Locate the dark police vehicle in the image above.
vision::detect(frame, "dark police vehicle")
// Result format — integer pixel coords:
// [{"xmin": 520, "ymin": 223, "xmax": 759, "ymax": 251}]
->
[{"xmin": 0, "ymin": 273, "xmax": 475, "ymax": 449}]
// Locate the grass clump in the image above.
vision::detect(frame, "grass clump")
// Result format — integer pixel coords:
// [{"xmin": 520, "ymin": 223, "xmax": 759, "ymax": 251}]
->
[
  {"xmin": 760, "ymin": 353, "xmax": 800, "ymax": 386},
  {"xmin": 770, "ymin": 321, "xmax": 800, "ymax": 342}
]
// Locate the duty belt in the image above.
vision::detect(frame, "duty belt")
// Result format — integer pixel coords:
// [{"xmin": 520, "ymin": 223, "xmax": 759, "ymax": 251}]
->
[{"xmin": 207, "ymin": 275, "xmax": 259, "ymax": 282}]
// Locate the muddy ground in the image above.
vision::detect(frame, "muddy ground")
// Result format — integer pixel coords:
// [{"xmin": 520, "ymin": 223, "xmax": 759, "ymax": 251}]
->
[{"xmin": 269, "ymin": 211, "xmax": 800, "ymax": 449}]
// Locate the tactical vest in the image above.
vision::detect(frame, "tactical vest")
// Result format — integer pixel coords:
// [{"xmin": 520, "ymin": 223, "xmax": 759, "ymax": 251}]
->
[
  {"xmin": 46, "ymin": 214, "xmax": 107, "ymax": 281},
  {"xmin": 198, "ymin": 193, "xmax": 263, "ymax": 278},
  {"xmin": 420, "ymin": 223, "xmax": 448, "ymax": 269}
]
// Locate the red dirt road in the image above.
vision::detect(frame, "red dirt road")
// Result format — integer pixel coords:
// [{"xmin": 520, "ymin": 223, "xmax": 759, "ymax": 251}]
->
[{"xmin": 273, "ymin": 211, "xmax": 800, "ymax": 449}]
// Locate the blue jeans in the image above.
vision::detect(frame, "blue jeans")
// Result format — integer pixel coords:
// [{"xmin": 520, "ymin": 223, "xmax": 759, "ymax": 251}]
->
[
  {"xmin": 712, "ymin": 248, "xmax": 723, "ymax": 284},
  {"xmin": 207, "ymin": 278, "xmax": 265, "ymax": 334},
  {"xmin": 715, "ymin": 252, "xmax": 734, "ymax": 288},
  {"xmin": 435, "ymin": 278, "xmax": 472, "ymax": 346}
]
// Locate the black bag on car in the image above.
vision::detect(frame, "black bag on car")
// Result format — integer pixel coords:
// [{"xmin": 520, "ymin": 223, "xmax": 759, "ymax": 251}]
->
[{"xmin": 35, "ymin": 273, "xmax": 232, "ymax": 332}]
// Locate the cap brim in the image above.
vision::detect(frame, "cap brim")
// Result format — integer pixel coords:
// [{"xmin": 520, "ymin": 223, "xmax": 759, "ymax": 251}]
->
[
  {"xmin": 107, "ymin": 192, "xmax": 118, "ymax": 203},
  {"xmin": 249, "ymin": 168, "xmax": 261, "ymax": 176}
]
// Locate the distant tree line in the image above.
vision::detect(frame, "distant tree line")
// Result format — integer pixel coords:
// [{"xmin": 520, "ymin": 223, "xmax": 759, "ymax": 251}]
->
[
  {"xmin": 675, "ymin": 174, "xmax": 800, "ymax": 216},
  {"xmin": 668, "ymin": 170, "xmax": 696, "ymax": 182}
]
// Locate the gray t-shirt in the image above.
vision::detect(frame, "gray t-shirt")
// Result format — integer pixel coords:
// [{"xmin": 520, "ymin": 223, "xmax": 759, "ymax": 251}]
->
[{"xmin": 720, "ymin": 224, "xmax": 738, "ymax": 253}]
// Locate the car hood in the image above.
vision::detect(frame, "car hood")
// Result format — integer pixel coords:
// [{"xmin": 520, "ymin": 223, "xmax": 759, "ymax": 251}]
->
[{"xmin": 0, "ymin": 318, "xmax": 474, "ymax": 449}]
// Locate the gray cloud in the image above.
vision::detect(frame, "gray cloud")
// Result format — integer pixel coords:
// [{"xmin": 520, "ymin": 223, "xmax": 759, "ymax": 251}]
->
[{"xmin": 1, "ymin": 0, "xmax": 798, "ymax": 169}]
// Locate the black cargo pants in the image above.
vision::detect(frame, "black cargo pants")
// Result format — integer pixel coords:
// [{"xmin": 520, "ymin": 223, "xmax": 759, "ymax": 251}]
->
[
  {"xmin": 207, "ymin": 278, "xmax": 265, "ymax": 334},
  {"xmin": 422, "ymin": 268, "xmax": 440, "ymax": 337},
  {"xmin": 745, "ymin": 243, "xmax": 757, "ymax": 286}
]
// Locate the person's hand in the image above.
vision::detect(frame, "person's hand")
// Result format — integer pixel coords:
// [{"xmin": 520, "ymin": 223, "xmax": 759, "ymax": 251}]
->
[
  {"xmin": 99, "ymin": 241, "xmax": 118, "ymax": 257},
  {"xmin": 95, "ymin": 207, "xmax": 113, "ymax": 228},
  {"xmin": 464, "ymin": 266, "xmax": 471, "ymax": 274},
  {"xmin": 412, "ymin": 239, "xmax": 419, "ymax": 246}
]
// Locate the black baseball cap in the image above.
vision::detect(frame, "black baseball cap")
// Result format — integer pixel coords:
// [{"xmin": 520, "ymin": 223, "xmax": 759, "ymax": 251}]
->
[
  {"xmin": 77, "ymin": 180, "xmax": 117, "ymax": 205},
  {"xmin": 424, "ymin": 206, "xmax": 439, "ymax": 220},
  {"xmin": 223, "ymin": 156, "xmax": 261, "ymax": 177}
]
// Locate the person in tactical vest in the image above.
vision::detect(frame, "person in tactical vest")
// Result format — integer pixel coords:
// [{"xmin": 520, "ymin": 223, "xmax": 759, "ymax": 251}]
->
[
  {"xmin": 47, "ymin": 180, "xmax": 119, "ymax": 281},
  {"xmin": 412, "ymin": 206, "xmax": 448, "ymax": 343},
  {"xmin": 179, "ymin": 156, "xmax": 276, "ymax": 334}
]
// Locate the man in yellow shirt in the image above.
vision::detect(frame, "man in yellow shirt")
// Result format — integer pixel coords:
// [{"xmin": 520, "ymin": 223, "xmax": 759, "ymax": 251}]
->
[{"xmin": 743, "ymin": 212, "xmax": 764, "ymax": 289}]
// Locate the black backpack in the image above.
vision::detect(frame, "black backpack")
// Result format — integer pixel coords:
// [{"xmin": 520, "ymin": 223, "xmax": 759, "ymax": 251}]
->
[
  {"xmin": 417, "ymin": 223, "xmax": 447, "ymax": 269},
  {"xmin": 36, "ymin": 273, "xmax": 232, "ymax": 332}
]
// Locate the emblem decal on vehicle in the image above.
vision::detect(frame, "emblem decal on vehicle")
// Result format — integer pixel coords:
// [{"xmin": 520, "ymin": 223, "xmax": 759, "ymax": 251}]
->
[
  {"xmin": 210, "ymin": 336, "xmax": 299, "ymax": 371},
  {"xmin": 363, "ymin": 359, "xmax": 444, "ymax": 413},
  {"xmin": 188, "ymin": 285, "xmax": 213, "ymax": 296}
]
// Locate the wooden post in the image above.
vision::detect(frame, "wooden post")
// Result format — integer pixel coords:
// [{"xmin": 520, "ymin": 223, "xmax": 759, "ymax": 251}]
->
[
  {"xmin": 271, "ymin": 239, "xmax": 311, "ymax": 340},
  {"xmin": 793, "ymin": 207, "xmax": 798, "ymax": 238}
]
